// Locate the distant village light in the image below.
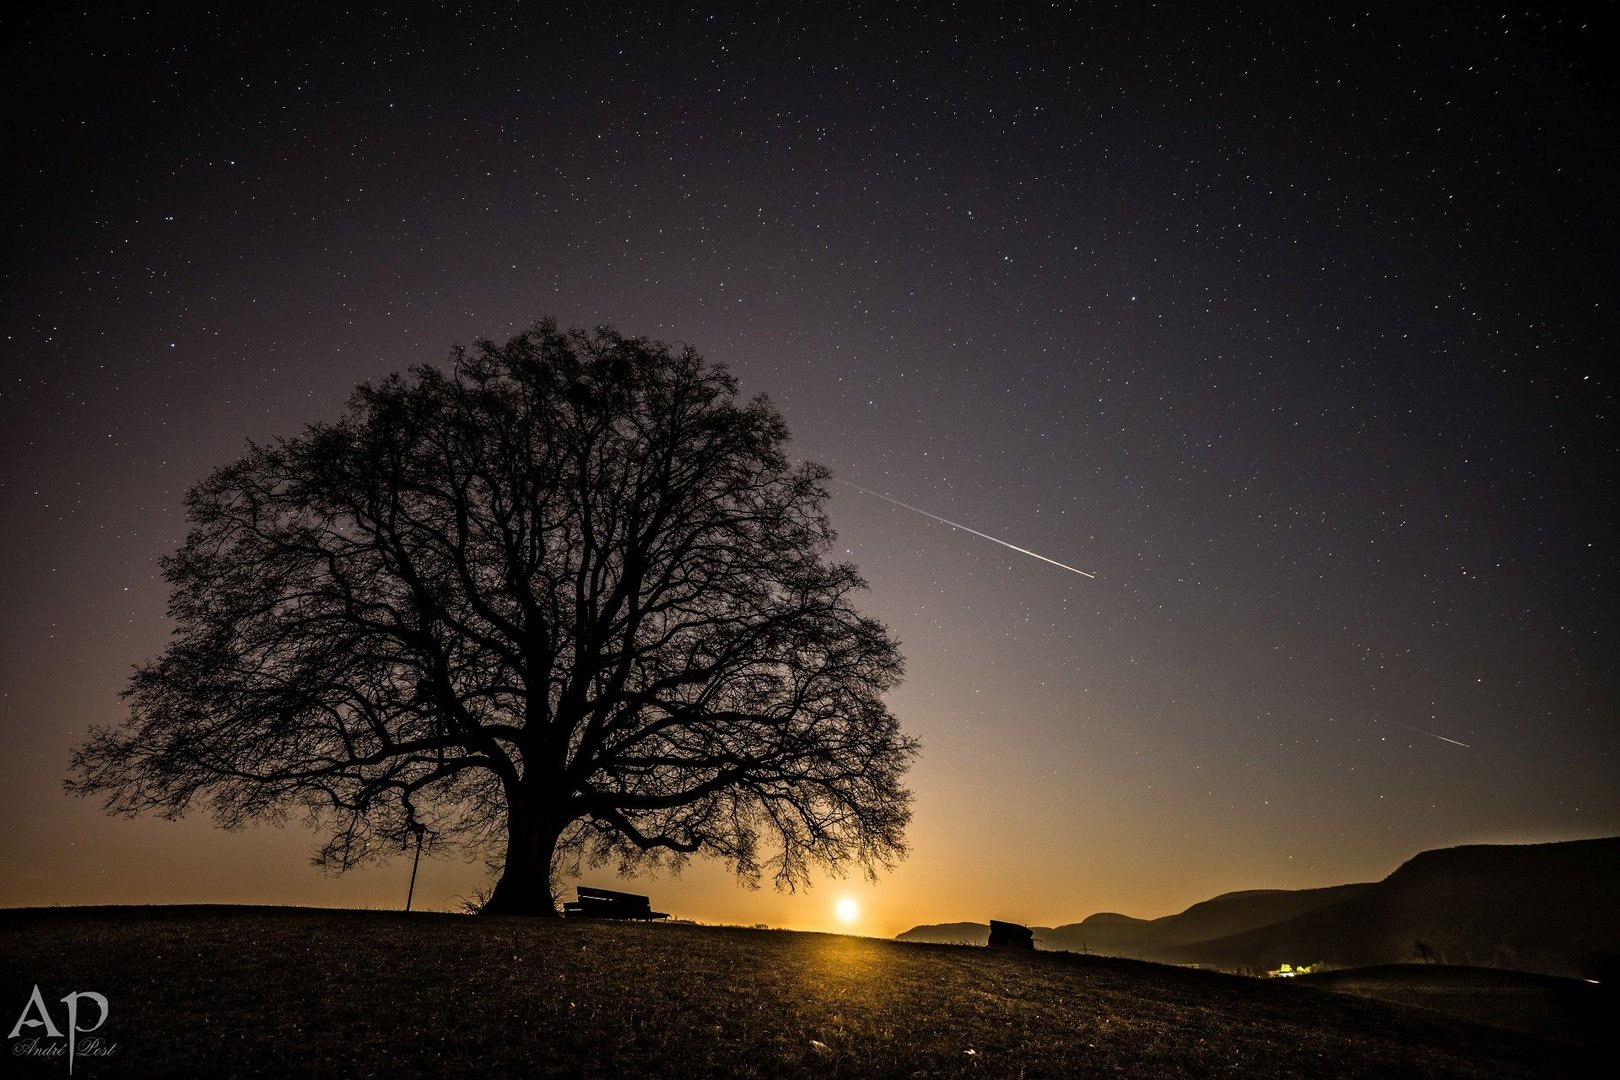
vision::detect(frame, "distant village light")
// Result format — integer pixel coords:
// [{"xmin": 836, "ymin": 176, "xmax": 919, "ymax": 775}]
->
[{"xmin": 1267, "ymin": 963, "xmax": 1315, "ymax": 978}]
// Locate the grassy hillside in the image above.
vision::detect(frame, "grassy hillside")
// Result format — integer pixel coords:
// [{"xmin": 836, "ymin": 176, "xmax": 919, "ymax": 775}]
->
[
  {"xmin": 0, "ymin": 906, "xmax": 1600, "ymax": 1077},
  {"xmin": 1298, "ymin": 964, "xmax": 1611, "ymax": 1046}
]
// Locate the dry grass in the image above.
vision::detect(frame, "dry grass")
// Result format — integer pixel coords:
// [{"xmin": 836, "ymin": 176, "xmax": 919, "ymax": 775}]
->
[
  {"xmin": 1297, "ymin": 963, "xmax": 1611, "ymax": 1046},
  {"xmin": 0, "ymin": 906, "xmax": 1600, "ymax": 1077}
]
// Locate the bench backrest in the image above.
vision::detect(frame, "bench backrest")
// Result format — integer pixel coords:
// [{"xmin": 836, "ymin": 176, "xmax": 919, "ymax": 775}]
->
[{"xmin": 576, "ymin": 886, "xmax": 652, "ymax": 906}]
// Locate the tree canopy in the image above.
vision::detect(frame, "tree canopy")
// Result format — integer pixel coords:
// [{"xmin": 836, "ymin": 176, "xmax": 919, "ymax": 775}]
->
[{"xmin": 69, "ymin": 320, "xmax": 917, "ymax": 913}]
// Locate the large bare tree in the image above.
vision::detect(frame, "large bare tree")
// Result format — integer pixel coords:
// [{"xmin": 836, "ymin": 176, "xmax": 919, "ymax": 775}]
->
[{"xmin": 68, "ymin": 320, "xmax": 917, "ymax": 914}]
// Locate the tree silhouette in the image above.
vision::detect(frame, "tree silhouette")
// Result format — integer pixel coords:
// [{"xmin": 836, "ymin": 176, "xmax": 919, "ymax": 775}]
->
[{"xmin": 68, "ymin": 320, "xmax": 917, "ymax": 914}]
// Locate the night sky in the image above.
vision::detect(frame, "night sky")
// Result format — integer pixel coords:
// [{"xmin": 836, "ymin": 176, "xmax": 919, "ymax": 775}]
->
[{"xmin": 3, "ymin": 1, "xmax": 1615, "ymax": 937}]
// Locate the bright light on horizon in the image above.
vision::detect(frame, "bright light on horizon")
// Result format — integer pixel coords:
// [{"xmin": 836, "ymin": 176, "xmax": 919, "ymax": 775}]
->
[{"xmin": 835, "ymin": 897, "xmax": 859, "ymax": 924}]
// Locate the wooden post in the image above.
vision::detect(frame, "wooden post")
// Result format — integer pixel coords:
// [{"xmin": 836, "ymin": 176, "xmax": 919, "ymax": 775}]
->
[{"xmin": 405, "ymin": 826, "xmax": 425, "ymax": 912}]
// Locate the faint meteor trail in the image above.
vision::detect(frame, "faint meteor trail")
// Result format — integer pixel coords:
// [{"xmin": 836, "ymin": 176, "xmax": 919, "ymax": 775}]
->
[
  {"xmin": 1376, "ymin": 718, "xmax": 1471, "ymax": 748},
  {"xmin": 830, "ymin": 478, "xmax": 1096, "ymax": 579}
]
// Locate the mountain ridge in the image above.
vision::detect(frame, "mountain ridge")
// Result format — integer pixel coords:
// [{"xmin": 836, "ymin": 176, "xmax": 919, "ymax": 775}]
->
[{"xmin": 897, "ymin": 836, "xmax": 1620, "ymax": 978}]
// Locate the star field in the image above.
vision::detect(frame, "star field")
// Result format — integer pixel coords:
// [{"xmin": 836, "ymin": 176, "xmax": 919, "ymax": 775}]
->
[{"xmin": 1, "ymin": 1, "xmax": 1614, "ymax": 934}]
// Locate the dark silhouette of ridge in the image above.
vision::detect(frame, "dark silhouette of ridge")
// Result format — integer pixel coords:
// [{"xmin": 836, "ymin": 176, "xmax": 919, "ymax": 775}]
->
[
  {"xmin": 894, "ymin": 885, "xmax": 1365, "ymax": 956},
  {"xmin": 895, "ymin": 886, "xmax": 1371, "ymax": 955},
  {"xmin": 1164, "ymin": 837, "xmax": 1620, "ymax": 978},
  {"xmin": 897, "ymin": 837, "xmax": 1620, "ymax": 978},
  {"xmin": 897, "ymin": 921, "xmax": 1055, "ymax": 946},
  {"xmin": 1043, "ymin": 883, "xmax": 1373, "ymax": 956}
]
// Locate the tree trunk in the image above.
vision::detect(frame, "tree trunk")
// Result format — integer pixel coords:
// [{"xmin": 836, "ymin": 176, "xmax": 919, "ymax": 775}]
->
[{"xmin": 482, "ymin": 797, "xmax": 566, "ymax": 916}]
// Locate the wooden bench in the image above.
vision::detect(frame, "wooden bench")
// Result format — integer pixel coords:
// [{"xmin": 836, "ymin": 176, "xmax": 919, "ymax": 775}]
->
[{"xmin": 562, "ymin": 886, "xmax": 669, "ymax": 921}]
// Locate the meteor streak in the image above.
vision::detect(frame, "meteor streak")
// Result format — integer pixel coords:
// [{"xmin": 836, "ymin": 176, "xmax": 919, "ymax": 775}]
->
[
  {"xmin": 1375, "ymin": 718, "xmax": 1471, "ymax": 748},
  {"xmin": 831, "ymin": 478, "xmax": 1096, "ymax": 579}
]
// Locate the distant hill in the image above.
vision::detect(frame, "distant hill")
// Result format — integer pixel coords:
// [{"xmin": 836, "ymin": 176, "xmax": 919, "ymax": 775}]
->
[
  {"xmin": 1042, "ymin": 884, "xmax": 1373, "ymax": 959},
  {"xmin": 896, "ymin": 837, "xmax": 1620, "ymax": 979},
  {"xmin": 1165, "ymin": 837, "xmax": 1620, "ymax": 978},
  {"xmin": 896, "ymin": 885, "xmax": 1369, "ymax": 959},
  {"xmin": 895, "ymin": 921, "xmax": 1000, "ymax": 946}
]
